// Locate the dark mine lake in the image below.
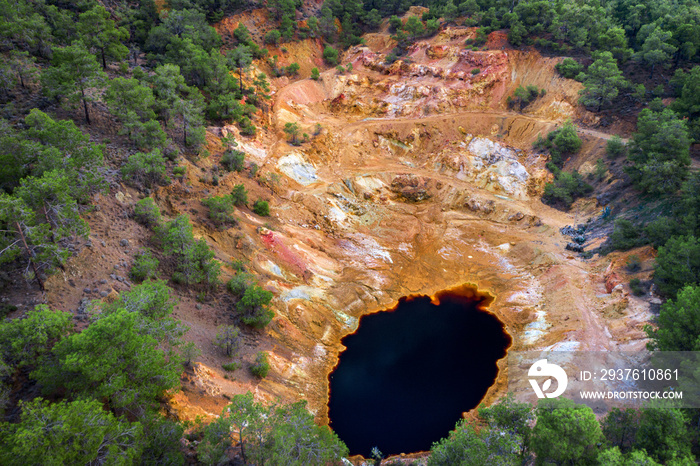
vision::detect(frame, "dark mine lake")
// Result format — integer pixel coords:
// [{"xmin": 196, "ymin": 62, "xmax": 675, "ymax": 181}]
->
[{"xmin": 327, "ymin": 285, "xmax": 511, "ymax": 458}]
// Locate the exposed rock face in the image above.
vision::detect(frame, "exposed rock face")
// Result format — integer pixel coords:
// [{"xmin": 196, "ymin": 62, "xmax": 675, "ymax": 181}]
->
[
  {"xmin": 325, "ymin": 33, "xmax": 584, "ymax": 122},
  {"xmin": 604, "ymin": 262, "xmax": 623, "ymax": 294},
  {"xmin": 465, "ymin": 197, "xmax": 495, "ymax": 214},
  {"xmin": 276, "ymin": 152, "xmax": 319, "ymax": 186},
  {"xmin": 390, "ymin": 174, "xmax": 433, "ymax": 202},
  {"xmin": 465, "ymin": 136, "xmax": 530, "ymax": 198},
  {"xmin": 566, "ymin": 242, "xmax": 585, "ymax": 252},
  {"xmin": 467, "ymin": 137, "xmax": 519, "ymax": 165}
]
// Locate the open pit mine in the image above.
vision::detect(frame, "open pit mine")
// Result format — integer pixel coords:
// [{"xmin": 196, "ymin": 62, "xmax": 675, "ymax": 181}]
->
[{"xmin": 38, "ymin": 13, "xmax": 653, "ymax": 462}]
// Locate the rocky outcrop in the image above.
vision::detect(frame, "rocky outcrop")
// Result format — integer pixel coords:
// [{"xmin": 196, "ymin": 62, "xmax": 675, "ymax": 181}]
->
[
  {"xmin": 465, "ymin": 197, "xmax": 495, "ymax": 214},
  {"xmin": 390, "ymin": 174, "xmax": 433, "ymax": 202},
  {"xmin": 604, "ymin": 262, "xmax": 623, "ymax": 294}
]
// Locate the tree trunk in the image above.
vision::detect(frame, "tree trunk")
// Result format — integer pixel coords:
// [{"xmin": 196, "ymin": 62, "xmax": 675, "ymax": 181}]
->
[
  {"xmin": 183, "ymin": 119, "xmax": 187, "ymax": 146},
  {"xmin": 239, "ymin": 68, "xmax": 244, "ymax": 92},
  {"xmin": 239, "ymin": 431, "xmax": 247, "ymax": 464},
  {"xmin": 80, "ymin": 86, "xmax": 91, "ymax": 125},
  {"xmin": 101, "ymin": 47, "xmax": 107, "ymax": 70},
  {"xmin": 15, "ymin": 221, "xmax": 44, "ymax": 291},
  {"xmin": 42, "ymin": 201, "xmax": 56, "ymax": 243}
]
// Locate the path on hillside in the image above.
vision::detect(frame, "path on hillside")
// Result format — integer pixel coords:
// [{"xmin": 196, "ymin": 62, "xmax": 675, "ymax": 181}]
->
[{"xmin": 349, "ymin": 109, "xmax": 624, "ymax": 141}]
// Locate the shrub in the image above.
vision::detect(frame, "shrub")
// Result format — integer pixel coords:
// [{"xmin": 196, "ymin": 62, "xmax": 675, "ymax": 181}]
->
[
  {"xmin": 389, "ymin": 15, "xmax": 403, "ymax": 32},
  {"xmin": 249, "ymin": 162, "xmax": 259, "ymax": 177},
  {"xmin": 323, "ymin": 46, "xmax": 339, "ymax": 66},
  {"xmin": 644, "ymin": 217, "xmax": 677, "ymax": 248},
  {"xmin": 134, "ymin": 198, "xmax": 161, "ymax": 227},
  {"xmin": 181, "ymin": 342, "xmax": 201, "ymax": 367},
  {"xmin": 531, "ymin": 398, "xmax": 603, "ymax": 465},
  {"xmin": 203, "ymin": 195, "xmax": 236, "ymax": 226},
  {"xmin": 425, "ymin": 18, "xmax": 439, "ymax": 35},
  {"xmin": 555, "ymin": 58, "xmax": 583, "ymax": 79},
  {"xmin": 646, "ymin": 284, "xmax": 700, "ymax": 352},
  {"xmin": 159, "ymin": 215, "xmax": 221, "ymax": 286},
  {"xmin": 130, "ymin": 250, "xmax": 159, "ymax": 282},
  {"xmin": 253, "ymin": 199, "xmax": 270, "ymax": 216},
  {"xmin": 472, "ymin": 28, "xmax": 487, "ymax": 47},
  {"xmin": 172, "ymin": 166, "xmax": 186, "ymax": 177},
  {"xmin": 508, "ymin": 20, "xmax": 526, "ymax": 46},
  {"xmin": 239, "ymin": 117, "xmax": 256, "ymax": 136},
  {"xmin": 227, "ymin": 272, "xmax": 254, "ymax": 297},
  {"xmin": 264, "ymin": 29, "xmax": 281, "ymax": 45},
  {"xmin": 610, "ymin": 219, "xmax": 645, "ymax": 251},
  {"xmin": 626, "ymin": 255, "xmax": 641, "ymax": 272},
  {"xmin": 237, "ymin": 285, "xmax": 274, "ymax": 328},
  {"xmin": 221, "ymin": 149, "xmax": 245, "ymax": 172},
  {"xmin": 231, "ymin": 184, "xmax": 248, "ymax": 206},
  {"xmin": 543, "ymin": 169, "xmax": 592, "ymax": 208},
  {"xmin": 0, "ymin": 304, "xmax": 17, "ymax": 319},
  {"xmin": 163, "ymin": 143, "xmax": 180, "ymax": 161},
  {"xmin": 594, "ymin": 158, "xmax": 607, "ymax": 180},
  {"xmin": 336, "ymin": 65, "xmax": 345, "ymax": 74},
  {"xmin": 132, "ymin": 66, "xmax": 146, "ymax": 80},
  {"xmin": 230, "ymin": 259, "xmax": 247, "ymax": 272},
  {"xmin": 184, "ymin": 125, "xmax": 206, "ymax": 149},
  {"xmin": 250, "ymin": 351, "xmax": 270, "ymax": 378},
  {"xmin": 626, "ymin": 108, "xmax": 691, "ymax": 194},
  {"xmin": 131, "ymin": 120, "xmax": 168, "ymax": 151},
  {"xmin": 629, "ymin": 278, "xmax": 645, "ymax": 296},
  {"xmin": 538, "ymin": 121, "xmax": 582, "ymax": 166},
  {"xmin": 552, "ymin": 122, "xmax": 581, "ymax": 155},
  {"xmin": 214, "ymin": 325, "xmax": 242, "ymax": 357},
  {"xmin": 222, "ymin": 362, "xmax": 240, "ymax": 372},
  {"xmin": 121, "ymin": 149, "xmax": 168, "ymax": 188},
  {"xmin": 510, "ymin": 85, "xmax": 541, "ymax": 109},
  {"xmin": 606, "ymin": 135, "xmax": 626, "ymax": 158},
  {"xmin": 283, "ymin": 122, "xmax": 300, "ymax": 145},
  {"xmin": 310, "ymin": 67, "xmax": 320, "ymax": 80},
  {"xmin": 471, "ymin": 68, "xmax": 480, "ymax": 75},
  {"xmin": 654, "ymin": 235, "xmax": 700, "ymax": 297},
  {"xmin": 285, "ymin": 63, "xmax": 300, "ymax": 76},
  {"xmin": 532, "ymin": 134, "xmax": 549, "ymax": 151}
]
